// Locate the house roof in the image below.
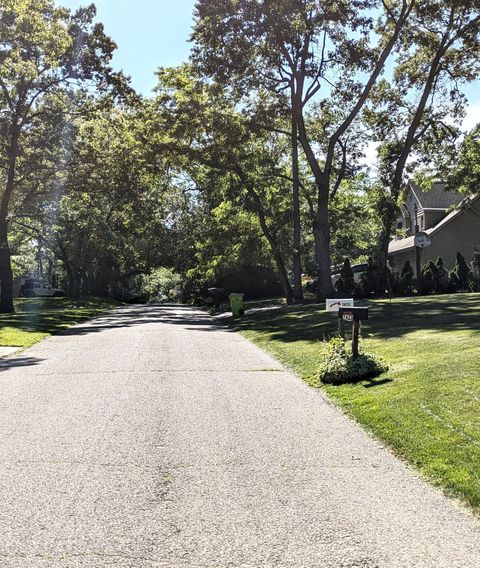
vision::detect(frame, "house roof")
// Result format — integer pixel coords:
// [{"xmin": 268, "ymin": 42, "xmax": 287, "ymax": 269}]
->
[
  {"xmin": 409, "ymin": 181, "xmax": 464, "ymax": 210},
  {"xmin": 389, "ymin": 194, "xmax": 480, "ymax": 255}
]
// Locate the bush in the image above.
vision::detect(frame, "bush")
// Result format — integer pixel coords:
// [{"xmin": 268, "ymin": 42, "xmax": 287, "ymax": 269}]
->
[
  {"xmin": 143, "ymin": 267, "xmax": 183, "ymax": 303},
  {"xmin": 335, "ymin": 257, "xmax": 355, "ymax": 294},
  {"xmin": 452, "ymin": 252, "xmax": 471, "ymax": 290},
  {"xmin": 420, "ymin": 260, "xmax": 438, "ymax": 294},
  {"xmin": 360, "ymin": 256, "xmax": 387, "ymax": 296},
  {"xmin": 433, "ymin": 256, "xmax": 449, "ymax": 293},
  {"xmin": 401, "ymin": 260, "xmax": 414, "ymax": 293},
  {"xmin": 449, "ymin": 269, "xmax": 460, "ymax": 292},
  {"xmin": 319, "ymin": 338, "xmax": 389, "ymax": 385},
  {"xmin": 215, "ymin": 265, "xmax": 283, "ymax": 299},
  {"xmin": 392, "ymin": 260, "xmax": 414, "ymax": 295}
]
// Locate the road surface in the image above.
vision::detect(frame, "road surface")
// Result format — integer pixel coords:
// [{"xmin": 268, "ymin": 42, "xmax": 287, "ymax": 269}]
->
[{"xmin": 1, "ymin": 304, "xmax": 479, "ymax": 567}]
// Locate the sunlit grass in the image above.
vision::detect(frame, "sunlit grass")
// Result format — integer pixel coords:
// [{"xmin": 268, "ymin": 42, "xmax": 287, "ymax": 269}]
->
[
  {"xmin": 0, "ymin": 297, "xmax": 118, "ymax": 348},
  {"xmin": 234, "ymin": 293, "xmax": 480, "ymax": 511}
]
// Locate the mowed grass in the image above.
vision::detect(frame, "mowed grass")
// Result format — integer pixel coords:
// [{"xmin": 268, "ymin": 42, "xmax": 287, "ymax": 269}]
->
[
  {"xmin": 0, "ymin": 297, "xmax": 118, "ymax": 348},
  {"xmin": 234, "ymin": 293, "xmax": 480, "ymax": 511}
]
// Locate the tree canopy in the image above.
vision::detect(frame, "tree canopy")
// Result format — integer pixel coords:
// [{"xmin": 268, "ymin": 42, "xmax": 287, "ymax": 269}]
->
[{"xmin": 1, "ymin": 0, "xmax": 479, "ymax": 311}]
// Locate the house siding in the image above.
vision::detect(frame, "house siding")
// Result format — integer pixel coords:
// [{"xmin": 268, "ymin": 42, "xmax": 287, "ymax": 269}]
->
[
  {"xmin": 424, "ymin": 210, "xmax": 445, "ymax": 230},
  {"xmin": 404, "ymin": 187, "xmax": 419, "ymax": 235},
  {"xmin": 389, "ymin": 204, "xmax": 480, "ymax": 276}
]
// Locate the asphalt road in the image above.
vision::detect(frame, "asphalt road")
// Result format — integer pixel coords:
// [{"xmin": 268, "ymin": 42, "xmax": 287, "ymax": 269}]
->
[{"xmin": 1, "ymin": 304, "xmax": 480, "ymax": 567}]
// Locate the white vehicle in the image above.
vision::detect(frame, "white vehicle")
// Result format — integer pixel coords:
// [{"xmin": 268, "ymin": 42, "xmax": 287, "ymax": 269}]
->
[{"xmin": 22, "ymin": 279, "xmax": 65, "ymax": 298}]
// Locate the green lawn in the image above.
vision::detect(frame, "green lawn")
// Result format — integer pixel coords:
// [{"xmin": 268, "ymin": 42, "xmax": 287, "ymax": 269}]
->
[
  {"xmin": 0, "ymin": 297, "xmax": 118, "ymax": 349},
  {"xmin": 234, "ymin": 293, "xmax": 480, "ymax": 512}
]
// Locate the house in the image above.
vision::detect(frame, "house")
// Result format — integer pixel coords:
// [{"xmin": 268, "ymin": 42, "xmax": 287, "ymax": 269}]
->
[{"xmin": 388, "ymin": 181, "xmax": 480, "ymax": 276}]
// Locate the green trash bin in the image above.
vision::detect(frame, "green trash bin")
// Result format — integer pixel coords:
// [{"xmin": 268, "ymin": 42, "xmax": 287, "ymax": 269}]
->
[{"xmin": 229, "ymin": 293, "xmax": 245, "ymax": 316}]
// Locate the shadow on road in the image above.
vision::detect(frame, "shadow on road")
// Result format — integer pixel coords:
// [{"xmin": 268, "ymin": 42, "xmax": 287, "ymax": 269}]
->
[
  {"xmin": 57, "ymin": 305, "xmax": 226, "ymax": 337},
  {"xmin": 0, "ymin": 356, "xmax": 44, "ymax": 373}
]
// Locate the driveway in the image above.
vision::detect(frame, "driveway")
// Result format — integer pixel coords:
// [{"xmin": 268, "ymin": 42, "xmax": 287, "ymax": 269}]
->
[{"xmin": 0, "ymin": 304, "xmax": 479, "ymax": 567}]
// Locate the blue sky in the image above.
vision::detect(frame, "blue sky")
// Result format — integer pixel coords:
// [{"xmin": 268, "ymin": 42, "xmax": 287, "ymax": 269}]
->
[
  {"xmin": 56, "ymin": 1, "xmax": 480, "ymax": 129},
  {"xmin": 57, "ymin": 0, "xmax": 197, "ymax": 95}
]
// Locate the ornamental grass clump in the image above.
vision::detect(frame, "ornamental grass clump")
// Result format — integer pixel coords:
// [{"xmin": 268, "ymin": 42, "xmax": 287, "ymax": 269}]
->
[{"xmin": 319, "ymin": 338, "xmax": 388, "ymax": 385}]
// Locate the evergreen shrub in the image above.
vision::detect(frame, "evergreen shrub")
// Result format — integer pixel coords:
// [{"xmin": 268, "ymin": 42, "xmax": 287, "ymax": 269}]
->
[{"xmin": 335, "ymin": 257, "xmax": 355, "ymax": 294}]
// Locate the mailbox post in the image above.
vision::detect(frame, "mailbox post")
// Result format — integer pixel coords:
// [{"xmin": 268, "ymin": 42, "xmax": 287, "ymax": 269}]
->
[{"xmin": 338, "ymin": 307, "xmax": 369, "ymax": 357}]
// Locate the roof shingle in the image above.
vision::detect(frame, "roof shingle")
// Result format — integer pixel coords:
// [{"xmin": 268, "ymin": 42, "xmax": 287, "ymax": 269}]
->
[{"xmin": 410, "ymin": 181, "xmax": 463, "ymax": 209}]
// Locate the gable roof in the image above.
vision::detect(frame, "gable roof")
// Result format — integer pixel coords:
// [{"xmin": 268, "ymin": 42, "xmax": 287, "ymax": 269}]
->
[
  {"xmin": 409, "ymin": 181, "xmax": 464, "ymax": 210},
  {"xmin": 389, "ymin": 194, "xmax": 480, "ymax": 255}
]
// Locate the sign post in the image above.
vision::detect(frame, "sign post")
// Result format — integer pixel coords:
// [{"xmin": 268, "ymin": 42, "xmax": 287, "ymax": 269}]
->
[
  {"xmin": 414, "ymin": 231, "xmax": 432, "ymax": 279},
  {"xmin": 338, "ymin": 307, "xmax": 369, "ymax": 358}
]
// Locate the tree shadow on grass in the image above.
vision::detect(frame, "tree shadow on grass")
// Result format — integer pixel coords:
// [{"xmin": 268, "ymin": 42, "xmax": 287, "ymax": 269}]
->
[
  {"xmin": 363, "ymin": 377, "xmax": 394, "ymax": 388},
  {"xmin": 233, "ymin": 293, "xmax": 480, "ymax": 344}
]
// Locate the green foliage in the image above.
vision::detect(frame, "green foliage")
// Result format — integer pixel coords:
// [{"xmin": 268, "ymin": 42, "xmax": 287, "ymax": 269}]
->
[
  {"xmin": 0, "ymin": 0, "xmax": 128, "ymax": 311},
  {"xmin": 215, "ymin": 265, "xmax": 283, "ymax": 300},
  {"xmin": 421, "ymin": 258, "xmax": 451, "ymax": 295},
  {"xmin": 335, "ymin": 257, "xmax": 355, "ymax": 295},
  {"xmin": 318, "ymin": 338, "xmax": 388, "ymax": 386},
  {"xmin": 452, "ymin": 252, "xmax": 471, "ymax": 290},
  {"xmin": 421, "ymin": 260, "xmax": 438, "ymax": 294},
  {"xmin": 401, "ymin": 260, "xmax": 414, "ymax": 292},
  {"xmin": 329, "ymin": 177, "xmax": 382, "ymax": 267},
  {"xmin": 392, "ymin": 260, "xmax": 415, "ymax": 296},
  {"xmin": 142, "ymin": 268, "xmax": 183, "ymax": 303},
  {"xmin": 433, "ymin": 256, "xmax": 449, "ymax": 293},
  {"xmin": 192, "ymin": 0, "xmax": 417, "ymax": 297},
  {"xmin": 154, "ymin": 65, "xmax": 296, "ymax": 300},
  {"xmin": 366, "ymin": 1, "xmax": 480, "ymax": 267},
  {"xmin": 360, "ymin": 257, "xmax": 386, "ymax": 297},
  {"xmin": 449, "ymin": 269, "xmax": 460, "ymax": 292},
  {"xmin": 441, "ymin": 125, "xmax": 480, "ymax": 195}
]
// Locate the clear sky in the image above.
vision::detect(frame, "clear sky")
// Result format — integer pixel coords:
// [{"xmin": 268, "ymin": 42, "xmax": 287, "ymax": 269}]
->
[
  {"xmin": 56, "ymin": 0, "xmax": 479, "ymax": 128},
  {"xmin": 56, "ymin": 0, "xmax": 197, "ymax": 95}
]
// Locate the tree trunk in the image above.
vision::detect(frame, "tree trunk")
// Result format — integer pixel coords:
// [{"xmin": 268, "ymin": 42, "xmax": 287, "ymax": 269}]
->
[
  {"xmin": 0, "ymin": 125, "xmax": 20, "ymax": 313},
  {"xmin": 71, "ymin": 270, "xmax": 82, "ymax": 298},
  {"xmin": 291, "ymin": 104, "xmax": 303, "ymax": 302},
  {"xmin": 312, "ymin": 188, "xmax": 333, "ymax": 300},
  {"xmin": 236, "ymin": 166, "xmax": 295, "ymax": 303},
  {"xmin": 272, "ymin": 245, "xmax": 294, "ymax": 304},
  {"xmin": 375, "ymin": 196, "xmax": 398, "ymax": 272},
  {"xmin": 0, "ymin": 218, "xmax": 14, "ymax": 313},
  {"xmin": 257, "ymin": 216, "xmax": 294, "ymax": 303}
]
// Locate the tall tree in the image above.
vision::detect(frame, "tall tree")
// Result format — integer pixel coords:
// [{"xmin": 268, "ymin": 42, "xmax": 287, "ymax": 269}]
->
[
  {"xmin": 0, "ymin": 0, "xmax": 122, "ymax": 311},
  {"xmin": 153, "ymin": 66, "xmax": 296, "ymax": 302},
  {"xmin": 367, "ymin": 0, "xmax": 480, "ymax": 264},
  {"xmin": 192, "ymin": 0, "xmax": 415, "ymax": 298},
  {"xmin": 51, "ymin": 100, "xmax": 175, "ymax": 298},
  {"xmin": 441, "ymin": 123, "xmax": 480, "ymax": 195}
]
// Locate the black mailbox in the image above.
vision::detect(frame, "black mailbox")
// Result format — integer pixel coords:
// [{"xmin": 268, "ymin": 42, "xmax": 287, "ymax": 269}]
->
[{"xmin": 338, "ymin": 306, "xmax": 369, "ymax": 322}]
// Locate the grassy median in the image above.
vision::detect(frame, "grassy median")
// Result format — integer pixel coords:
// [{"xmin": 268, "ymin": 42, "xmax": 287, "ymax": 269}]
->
[
  {"xmin": 0, "ymin": 297, "xmax": 118, "ymax": 349},
  {"xmin": 234, "ymin": 293, "xmax": 480, "ymax": 512}
]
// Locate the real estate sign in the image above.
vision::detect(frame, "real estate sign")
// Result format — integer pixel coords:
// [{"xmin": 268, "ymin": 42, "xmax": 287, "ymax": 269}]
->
[{"xmin": 326, "ymin": 299, "xmax": 354, "ymax": 312}]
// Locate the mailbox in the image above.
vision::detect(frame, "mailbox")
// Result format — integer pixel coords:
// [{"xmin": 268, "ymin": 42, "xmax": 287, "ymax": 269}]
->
[{"xmin": 338, "ymin": 306, "xmax": 369, "ymax": 322}]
